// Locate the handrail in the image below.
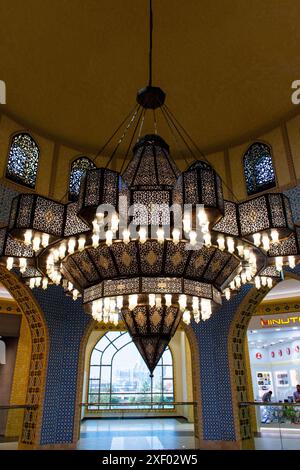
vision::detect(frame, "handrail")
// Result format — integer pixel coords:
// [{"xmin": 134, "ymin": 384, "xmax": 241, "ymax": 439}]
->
[
  {"xmin": 240, "ymin": 401, "xmax": 300, "ymax": 407},
  {"xmin": 0, "ymin": 404, "xmax": 38, "ymax": 410},
  {"xmin": 80, "ymin": 401, "xmax": 196, "ymax": 407}
]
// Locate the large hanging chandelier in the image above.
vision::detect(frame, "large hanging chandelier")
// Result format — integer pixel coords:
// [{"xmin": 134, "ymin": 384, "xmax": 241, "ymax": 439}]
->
[{"xmin": 0, "ymin": 2, "xmax": 299, "ymax": 373}]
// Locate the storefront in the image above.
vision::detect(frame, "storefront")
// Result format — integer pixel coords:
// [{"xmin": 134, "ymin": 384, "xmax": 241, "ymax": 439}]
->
[{"xmin": 247, "ymin": 312, "xmax": 300, "ymax": 429}]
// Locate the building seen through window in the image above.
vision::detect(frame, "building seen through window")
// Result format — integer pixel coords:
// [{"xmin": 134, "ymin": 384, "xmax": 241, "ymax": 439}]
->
[{"xmin": 88, "ymin": 331, "xmax": 174, "ymax": 410}]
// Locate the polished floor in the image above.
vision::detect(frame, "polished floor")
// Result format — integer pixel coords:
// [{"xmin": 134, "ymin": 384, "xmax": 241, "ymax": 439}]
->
[
  {"xmin": 255, "ymin": 429, "xmax": 300, "ymax": 450},
  {"xmin": 77, "ymin": 418, "xmax": 195, "ymax": 450}
]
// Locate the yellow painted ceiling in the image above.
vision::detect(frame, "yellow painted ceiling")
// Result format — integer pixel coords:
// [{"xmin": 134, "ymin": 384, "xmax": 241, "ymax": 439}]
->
[{"xmin": 1, "ymin": 0, "xmax": 300, "ymax": 157}]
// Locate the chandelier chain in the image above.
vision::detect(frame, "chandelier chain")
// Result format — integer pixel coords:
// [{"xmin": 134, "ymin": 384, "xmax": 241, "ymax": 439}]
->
[
  {"xmin": 149, "ymin": 0, "xmax": 153, "ymax": 86},
  {"xmin": 163, "ymin": 104, "xmax": 240, "ymax": 202}
]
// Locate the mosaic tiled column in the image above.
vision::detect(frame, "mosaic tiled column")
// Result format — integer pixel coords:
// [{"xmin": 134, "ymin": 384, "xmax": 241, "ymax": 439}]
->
[{"xmin": 32, "ymin": 285, "xmax": 90, "ymax": 448}]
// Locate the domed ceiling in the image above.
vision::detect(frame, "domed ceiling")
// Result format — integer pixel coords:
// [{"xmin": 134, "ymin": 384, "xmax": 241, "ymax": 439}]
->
[{"xmin": 1, "ymin": 0, "xmax": 300, "ymax": 157}]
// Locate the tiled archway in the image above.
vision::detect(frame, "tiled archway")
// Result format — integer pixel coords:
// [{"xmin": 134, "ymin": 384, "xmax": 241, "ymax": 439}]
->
[{"xmin": 0, "ymin": 266, "xmax": 48, "ymax": 448}]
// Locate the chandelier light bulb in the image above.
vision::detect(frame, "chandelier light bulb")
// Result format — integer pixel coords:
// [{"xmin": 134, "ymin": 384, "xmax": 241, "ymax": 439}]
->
[
  {"xmin": 6, "ymin": 257, "xmax": 13, "ymax": 271},
  {"xmin": 111, "ymin": 213, "xmax": 119, "ymax": 233},
  {"xmin": 92, "ymin": 301, "xmax": 98, "ymax": 316},
  {"xmin": 261, "ymin": 276, "xmax": 267, "ymax": 287},
  {"xmin": 96, "ymin": 212, "xmax": 104, "ymax": 225},
  {"xmin": 35, "ymin": 277, "xmax": 42, "ymax": 288},
  {"xmin": 68, "ymin": 237, "xmax": 76, "ymax": 254},
  {"xmin": 165, "ymin": 294, "xmax": 172, "ymax": 307},
  {"xmin": 249, "ymin": 252, "xmax": 257, "ymax": 267},
  {"xmin": 29, "ymin": 278, "xmax": 35, "ymax": 289},
  {"xmin": 197, "ymin": 207, "xmax": 208, "ymax": 226},
  {"xmin": 255, "ymin": 276, "xmax": 261, "ymax": 290},
  {"xmin": 201, "ymin": 298, "xmax": 212, "ymax": 319},
  {"xmin": 138, "ymin": 227, "xmax": 147, "ymax": 244},
  {"xmin": 104, "ymin": 297, "xmax": 111, "ymax": 313},
  {"xmin": 24, "ymin": 230, "xmax": 33, "ymax": 246},
  {"xmin": 149, "ymin": 294, "xmax": 156, "ymax": 307},
  {"xmin": 235, "ymin": 275, "xmax": 241, "ymax": 289},
  {"xmin": 288, "ymin": 256, "xmax": 296, "ymax": 269},
  {"xmin": 271, "ymin": 229, "xmax": 279, "ymax": 244},
  {"xmin": 155, "ymin": 294, "xmax": 162, "ymax": 308},
  {"xmin": 72, "ymin": 289, "xmax": 79, "ymax": 301},
  {"xmin": 32, "ymin": 235, "xmax": 41, "ymax": 252},
  {"xmin": 55, "ymin": 273, "xmax": 62, "ymax": 285},
  {"xmin": 182, "ymin": 310, "xmax": 191, "ymax": 325},
  {"xmin": 110, "ymin": 298, "xmax": 116, "ymax": 312},
  {"xmin": 226, "ymin": 237, "xmax": 235, "ymax": 254},
  {"xmin": 42, "ymin": 277, "xmax": 48, "ymax": 290},
  {"xmin": 243, "ymin": 247, "xmax": 250, "ymax": 261},
  {"xmin": 237, "ymin": 244, "xmax": 244, "ymax": 257},
  {"xmin": 92, "ymin": 219, "xmax": 99, "ymax": 234},
  {"xmin": 53, "ymin": 249, "xmax": 60, "ymax": 262},
  {"xmin": 224, "ymin": 288, "xmax": 231, "ymax": 300},
  {"xmin": 92, "ymin": 233, "xmax": 99, "ymax": 248},
  {"xmin": 246, "ymin": 269, "xmax": 252, "ymax": 282},
  {"xmin": 157, "ymin": 227, "xmax": 164, "ymax": 244},
  {"xmin": 179, "ymin": 294, "xmax": 187, "ymax": 311},
  {"xmin": 122, "ymin": 229, "xmax": 130, "ymax": 244},
  {"xmin": 116, "ymin": 296, "xmax": 123, "ymax": 309},
  {"xmin": 172, "ymin": 228, "xmax": 180, "ymax": 245},
  {"xmin": 253, "ymin": 233, "xmax": 261, "ymax": 247},
  {"xmin": 113, "ymin": 312, "xmax": 119, "ymax": 326},
  {"xmin": 41, "ymin": 233, "xmax": 50, "ymax": 248},
  {"xmin": 262, "ymin": 234, "xmax": 270, "ymax": 252},
  {"xmin": 189, "ymin": 230, "xmax": 197, "ymax": 246},
  {"xmin": 217, "ymin": 235, "xmax": 225, "ymax": 251},
  {"xmin": 275, "ymin": 256, "xmax": 283, "ymax": 272},
  {"xmin": 229, "ymin": 280, "xmax": 235, "ymax": 290},
  {"xmin": 183, "ymin": 214, "xmax": 191, "ymax": 233},
  {"xmin": 192, "ymin": 296, "xmax": 199, "ymax": 313},
  {"xmin": 67, "ymin": 281, "xmax": 73, "ymax": 291},
  {"xmin": 267, "ymin": 277, "xmax": 273, "ymax": 288},
  {"xmin": 203, "ymin": 232, "xmax": 211, "ymax": 247},
  {"xmin": 78, "ymin": 235, "xmax": 86, "ymax": 251},
  {"xmin": 59, "ymin": 243, "xmax": 67, "ymax": 259},
  {"xmin": 194, "ymin": 312, "xmax": 201, "ymax": 323},
  {"xmin": 129, "ymin": 294, "xmax": 138, "ymax": 310},
  {"xmin": 105, "ymin": 230, "xmax": 113, "ymax": 246},
  {"xmin": 19, "ymin": 258, "xmax": 27, "ymax": 273},
  {"xmin": 241, "ymin": 272, "xmax": 247, "ymax": 284},
  {"xmin": 201, "ymin": 222, "xmax": 209, "ymax": 234}
]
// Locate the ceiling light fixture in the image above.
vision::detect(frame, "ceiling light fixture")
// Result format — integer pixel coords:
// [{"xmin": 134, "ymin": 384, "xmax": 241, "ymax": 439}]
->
[{"xmin": 0, "ymin": 1, "xmax": 300, "ymax": 373}]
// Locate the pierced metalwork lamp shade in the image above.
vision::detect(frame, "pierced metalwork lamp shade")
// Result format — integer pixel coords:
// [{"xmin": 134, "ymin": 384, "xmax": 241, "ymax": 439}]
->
[{"xmin": 122, "ymin": 296, "xmax": 182, "ymax": 374}]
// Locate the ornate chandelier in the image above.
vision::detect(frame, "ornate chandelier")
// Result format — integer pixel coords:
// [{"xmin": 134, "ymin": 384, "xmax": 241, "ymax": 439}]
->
[{"xmin": 0, "ymin": 2, "xmax": 299, "ymax": 373}]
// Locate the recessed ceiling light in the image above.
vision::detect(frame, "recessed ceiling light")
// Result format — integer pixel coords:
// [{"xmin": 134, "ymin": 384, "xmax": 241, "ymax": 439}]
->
[
  {"xmin": 279, "ymin": 340, "xmax": 284, "ymax": 343},
  {"xmin": 251, "ymin": 330, "xmax": 258, "ymax": 334},
  {"xmin": 275, "ymin": 328, "xmax": 281, "ymax": 331},
  {"xmin": 293, "ymin": 327, "xmax": 298, "ymax": 330}
]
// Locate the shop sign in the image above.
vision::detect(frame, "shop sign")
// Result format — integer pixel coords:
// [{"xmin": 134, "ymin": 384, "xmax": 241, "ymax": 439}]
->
[{"xmin": 260, "ymin": 315, "xmax": 300, "ymax": 328}]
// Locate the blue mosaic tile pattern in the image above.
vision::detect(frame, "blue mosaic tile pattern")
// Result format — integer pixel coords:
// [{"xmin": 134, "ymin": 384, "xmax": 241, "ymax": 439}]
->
[
  {"xmin": 284, "ymin": 185, "xmax": 300, "ymax": 223},
  {"xmin": 33, "ymin": 285, "xmax": 90, "ymax": 445},
  {"xmin": 192, "ymin": 285, "xmax": 251, "ymax": 441},
  {"xmin": 0, "ymin": 182, "xmax": 19, "ymax": 225}
]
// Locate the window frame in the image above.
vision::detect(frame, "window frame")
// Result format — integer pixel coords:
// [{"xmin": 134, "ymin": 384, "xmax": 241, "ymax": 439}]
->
[
  {"xmin": 243, "ymin": 141, "xmax": 277, "ymax": 197},
  {"xmin": 87, "ymin": 331, "xmax": 175, "ymax": 411},
  {"xmin": 5, "ymin": 132, "xmax": 40, "ymax": 190},
  {"xmin": 68, "ymin": 156, "xmax": 96, "ymax": 201}
]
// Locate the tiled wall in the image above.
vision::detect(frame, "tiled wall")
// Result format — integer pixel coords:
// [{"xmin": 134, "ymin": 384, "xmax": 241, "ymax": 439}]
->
[{"xmin": 32, "ymin": 285, "xmax": 90, "ymax": 446}]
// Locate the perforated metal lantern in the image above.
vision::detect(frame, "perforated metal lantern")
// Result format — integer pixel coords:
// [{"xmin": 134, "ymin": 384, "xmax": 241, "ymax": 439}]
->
[
  {"xmin": 78, "ymin": 167, "xmax": 127, "ymax": 225},
  {"xmin": 173, "ymin": 160, "xmax": 224, "ymax": 225},
  {"xmin": 8, "ymin": 193, "xmax": 65, "ymax": 240},
  {"xmin": 238, "ymin": 193, "xmax": 294, "ymax": 239},
  {"xmin": 122, "ymin": 134, "xmax": 180, "ymax": 226},
  {"xmin": 122, "ymin": 296, "xmax": 182, "ymax": 374}
]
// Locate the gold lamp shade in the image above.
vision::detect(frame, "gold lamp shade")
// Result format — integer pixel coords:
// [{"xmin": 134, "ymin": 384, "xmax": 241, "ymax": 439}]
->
[{"xmin": 122, "ymin": 299, "xmax": 182, "ymax": 375}]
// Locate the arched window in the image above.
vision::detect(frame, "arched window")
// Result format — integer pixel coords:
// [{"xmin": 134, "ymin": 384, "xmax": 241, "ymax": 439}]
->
[
  {"xmin": 6, "ymin": 133, "xmax": 39, "ymax": 188},
  {"xmin": 88, "ymin": 331, "xmax": 174, "ymax": 410},
  {"xmin": 243, "ymin": 142, "xmax": 276, "ymax": 196},
  {"xmin": 69, "ymin": 157, "xmax": 96, "ymax": 201}
]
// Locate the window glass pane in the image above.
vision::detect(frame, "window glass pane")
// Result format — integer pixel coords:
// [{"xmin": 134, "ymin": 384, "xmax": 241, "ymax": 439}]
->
[
  {"xmin": 89, "ymin": 379, "xmax": 99, "ymax": 394},
  {"xmin": 69, "ymin": 157, "xmax": 96, "ymax": 200},
  {"xmin": 244, "ymin": 142, "xmax": 276, "ymax": 195},
  {"xmin": 94, "ymin": 335, "xmax": 110, "ymax": 351},
  {"xmin": 89, "ymin": 365, "xmax": 100, "ymax": 379},
  {"xmin": 90, "ymin": 350, "xmax": 102, "ymax": 364},
  {"xmin": 88, "ymin": 331, "xmax": 174, "ymax": 410},
  {"xmin": 6, "ymin": 133, "xmax": 39, "ymax": 188}
]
